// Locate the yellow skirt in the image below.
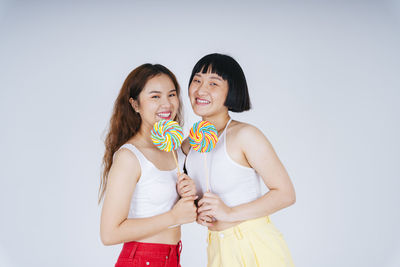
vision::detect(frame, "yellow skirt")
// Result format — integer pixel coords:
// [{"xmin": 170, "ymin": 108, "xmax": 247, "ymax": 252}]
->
[{"xmin": 207, "ymin": 216, "xmax": 294, "ymax": 267}]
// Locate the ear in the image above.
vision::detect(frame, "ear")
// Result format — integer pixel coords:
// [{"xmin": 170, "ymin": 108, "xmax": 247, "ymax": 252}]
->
[{"xmin": 129, "ymin": 97, "xmax": 140, "ymax": 113}]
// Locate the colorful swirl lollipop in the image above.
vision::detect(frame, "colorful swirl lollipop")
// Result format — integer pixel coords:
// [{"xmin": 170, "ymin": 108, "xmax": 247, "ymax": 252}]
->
[
  {"xmin": 189, "ymin": 120, "xmax": 218, "ymax": 153},
  {"xmin": 189, "ymin": 120, "xmax": 218, "ymax": 192},
  {"xmin": 151, "ymin": 120, "xmax": 184, "ymax": 152}
]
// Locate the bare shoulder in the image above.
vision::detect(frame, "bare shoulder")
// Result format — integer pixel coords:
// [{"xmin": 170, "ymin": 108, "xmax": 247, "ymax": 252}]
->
[
  {"xmin": 228, "ymin": 120, "xmax": 268, "ymax": 144},
  {"xmin": 181, "ymin": 138, "xmax": 190, "ymax": 155},
  {"xmin": 110, "ymin": 146, "xmax": 141, "ymax": 180},
  {"xmin": 113, "ymin": 147, "xmax": 139, "ymax": 165}
]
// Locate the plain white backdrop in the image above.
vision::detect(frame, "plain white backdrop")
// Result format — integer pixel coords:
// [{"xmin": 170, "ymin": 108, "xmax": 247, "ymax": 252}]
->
[{"xmin": 1, "ymin": 0, "xmax": 399, "ymax": 266}]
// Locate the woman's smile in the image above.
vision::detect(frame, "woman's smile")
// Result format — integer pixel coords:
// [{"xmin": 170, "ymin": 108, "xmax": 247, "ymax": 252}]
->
[
  {"xmin": 195, "ymin": 97, "xmax": 211, "ymax": 105},
  {"xmin": 157, "ymin": 111, "xmax": 172, "ymax": 120}
]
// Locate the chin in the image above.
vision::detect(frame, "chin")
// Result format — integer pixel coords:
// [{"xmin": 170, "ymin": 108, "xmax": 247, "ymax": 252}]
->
[{"xmin": 193, "ymin": 109, "xmax": 209, "ymax": 118}]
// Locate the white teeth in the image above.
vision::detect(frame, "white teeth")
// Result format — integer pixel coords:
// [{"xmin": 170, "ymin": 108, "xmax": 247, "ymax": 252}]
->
[
  {"xmin": 197, "ymin": 99, "xmax": 210, "ymax": 104},
  {"xmin": 158, "ymin": 112, "xmax": 171, "ymax": 118}
]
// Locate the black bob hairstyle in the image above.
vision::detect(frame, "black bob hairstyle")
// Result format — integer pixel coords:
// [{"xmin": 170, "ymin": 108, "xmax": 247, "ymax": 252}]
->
[{"xmin": 188, "ymin": 53, "xmax": 251, "ymax": 112}]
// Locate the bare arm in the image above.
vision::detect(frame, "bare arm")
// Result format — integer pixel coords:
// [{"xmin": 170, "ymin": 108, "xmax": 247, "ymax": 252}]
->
[
  {"xmin": 100, "ymin": 148, "xmax": 196, "ymax": 245},
  {"xmin": 229, "ymin": 125, "xmax": 295, "ymax": 221},
  {"xmin": 198, "ymin": 124, "xmax": 295, "ymax": 223}
]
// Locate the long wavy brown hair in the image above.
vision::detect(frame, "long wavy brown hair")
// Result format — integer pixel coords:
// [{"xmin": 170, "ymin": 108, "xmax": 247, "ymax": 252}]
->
[{"xmin": 99, "ymin": 64, "xmax": 183, "ymax": 203}]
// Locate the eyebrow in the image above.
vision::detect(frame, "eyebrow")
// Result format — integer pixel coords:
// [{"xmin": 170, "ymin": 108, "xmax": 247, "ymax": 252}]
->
[
  {"xmin": 194, "ymin": 73, "xmax": 223, "ymax": 81},
  {"xmin": 148, "ymin": 89, "xmax": 176, "ymax": 94},
  {"xmin": 210, "ymin": 76, "xmax": 222, "ymax": 81}
]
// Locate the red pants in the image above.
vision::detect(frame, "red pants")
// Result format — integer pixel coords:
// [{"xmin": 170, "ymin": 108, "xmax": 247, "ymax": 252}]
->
[{"xmin": 115, "ymin": 241, "xmax": 182, "ymax": 267}]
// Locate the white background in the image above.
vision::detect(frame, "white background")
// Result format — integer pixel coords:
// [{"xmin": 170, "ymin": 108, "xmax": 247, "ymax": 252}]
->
[{"xmin": 1, "ymin": 0, "xmax": 399, "ymax": 266}]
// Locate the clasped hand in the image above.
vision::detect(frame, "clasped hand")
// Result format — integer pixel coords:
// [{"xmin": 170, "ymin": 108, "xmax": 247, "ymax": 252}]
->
[
  {"xmin": 196, "ymin": 192, "xmax": 233, "ymax": 226},
  {"xmin": 177, "ymin": 175, "xmax": 232, "ymax": 227}
]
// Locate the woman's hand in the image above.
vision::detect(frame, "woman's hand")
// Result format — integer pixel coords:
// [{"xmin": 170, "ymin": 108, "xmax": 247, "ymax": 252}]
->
[
  {"xmin": 177, "ymin": 173, "xmax": 197, "ymax": 198},
  {"xmin": 196, "ymin": 213, "xmax": 215, "ymax": 227},
  {"xmin": 170, "ymin": 196, "xmax": 198, "ymax": 225},
  {"xmin": 197, "ymin": 192, "xmax": 233, "ymax": 222}
]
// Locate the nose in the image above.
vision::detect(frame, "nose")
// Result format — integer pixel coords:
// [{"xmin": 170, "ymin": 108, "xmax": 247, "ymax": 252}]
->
[
  {"xmin": 160, "ymin": 95, "xmax": 172, "ymax": 107},
  {"xmin": 196, "ymin": 81, "xmax": 208, "ymax": 95}
]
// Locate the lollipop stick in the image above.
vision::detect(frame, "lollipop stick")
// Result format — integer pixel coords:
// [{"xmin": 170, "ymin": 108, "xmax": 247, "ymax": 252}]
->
[
  {"xmin": 204, "ymin": 153, "xmax": 210, "ymax": 192},
  {"xmin": 172, "ymin": 150, "xmax": 181, "ymax": 176},
  {"xmin": 171, "ymin": 150, "xmax": 182, "ymax": 228}
]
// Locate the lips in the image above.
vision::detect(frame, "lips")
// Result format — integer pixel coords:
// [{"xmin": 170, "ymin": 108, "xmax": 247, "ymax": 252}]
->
[
  {"xmin": 157, "ymin": 112, "xmax": 172, "ymax": 120},
  {"xmin": 195, "ymin": 98, "xmax": 211, "ymax": 105}
]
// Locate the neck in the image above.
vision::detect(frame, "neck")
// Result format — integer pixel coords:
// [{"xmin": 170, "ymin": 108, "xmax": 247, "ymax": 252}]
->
[
  {"xmin": 136, "ymin": 122, "xmax": 155, "ymax": 147},
  {"xmin": 203, "ymin": 112, "xmax": 231, "ymax": 136}
]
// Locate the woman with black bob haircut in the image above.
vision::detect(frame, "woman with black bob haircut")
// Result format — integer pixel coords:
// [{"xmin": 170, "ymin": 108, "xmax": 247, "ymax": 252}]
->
[
  {"xmin": 182, "ymin": 53, "xmax": 296, "ymax": 267},
  {"xmin": 188, "ymin": 53, "xmax": 251, "ymax": 112}
]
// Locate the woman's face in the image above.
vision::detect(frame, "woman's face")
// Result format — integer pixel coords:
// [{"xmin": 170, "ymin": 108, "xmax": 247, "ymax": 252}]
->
[
  {"xmin": 188, "ymin": 71, "xmax": 229, "ymax": 118},
  {"xmin": 132, "ymin": 74, "xmax": 179, "ymax": 126}
]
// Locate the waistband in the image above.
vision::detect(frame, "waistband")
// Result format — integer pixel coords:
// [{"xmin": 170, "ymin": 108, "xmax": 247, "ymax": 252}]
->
[
  {"xmin": 120, "ymin": 240, "xmax": 182, "ymax": 258},
  {"xmin": 208, "ymin": 216, "xmax": 271, "ymax": 241}
]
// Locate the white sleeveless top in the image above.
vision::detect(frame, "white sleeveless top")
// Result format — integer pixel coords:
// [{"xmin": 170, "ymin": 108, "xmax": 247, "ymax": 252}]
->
[
  {"xmin": 117, "ymin": 143, "xmax": 185, "ymax": 218},
  {"xmin": 185, "ymin": 119, "xmax": 263, "ymax": 207}
]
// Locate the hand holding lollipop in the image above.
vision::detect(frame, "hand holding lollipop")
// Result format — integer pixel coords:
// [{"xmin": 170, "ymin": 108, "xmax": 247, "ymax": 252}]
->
[
  {"xmin": 189, "ymin": 120, "xmax": 218, "ymax": 192},
  {"xmin": 151, "ymin": 119, "xmax": 184, "ymax": 175}
]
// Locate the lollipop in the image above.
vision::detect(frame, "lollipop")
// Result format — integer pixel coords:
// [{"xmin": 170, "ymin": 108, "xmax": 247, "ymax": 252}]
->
[
  {"xmin": 151, "ymin": 119, "xmax": 183, "ymax": 174},
  {"xmin": 189, "ymin": 120, "xmax": 218, "ymax": 191},
  {"xmin": 151, "ymin": 120, "xmax": 183, "ymax": 152},
  {"xmin": 189, "ymin": 121, "xmax": 218, "ymax": 153}
]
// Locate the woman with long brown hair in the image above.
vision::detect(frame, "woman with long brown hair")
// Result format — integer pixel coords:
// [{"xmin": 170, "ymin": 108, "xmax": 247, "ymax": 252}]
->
[{"xmin": 99, "ymin": 63, "xmax": 197, "ymax": 267}]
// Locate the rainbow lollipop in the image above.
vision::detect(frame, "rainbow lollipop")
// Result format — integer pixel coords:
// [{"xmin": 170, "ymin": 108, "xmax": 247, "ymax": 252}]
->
[
  {"xmin": 189, "ymin": 121, "xmax": 218, "ymax": 153},
  {"xmin": 189, "ymin": 121, "xmax": 218, "ymax": 191},
  {"xmin": 151, "ymin": 119, "xmax": 184, "ymax": 174}
]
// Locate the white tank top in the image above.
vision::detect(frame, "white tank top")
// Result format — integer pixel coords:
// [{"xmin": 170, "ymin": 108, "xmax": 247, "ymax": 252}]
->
[
  {"xmin": 185, "ymin": 119, "xmax": 262, "ymax": 207},
  {"xmin": 117, "ymin": 143, "xmax": 185, "ymax": 218}
]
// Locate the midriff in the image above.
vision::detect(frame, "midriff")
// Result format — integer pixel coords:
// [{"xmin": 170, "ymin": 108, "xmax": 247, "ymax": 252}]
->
[{"xmin": 136, "ymin": 226, "xmax": 181, "ymax": 245}]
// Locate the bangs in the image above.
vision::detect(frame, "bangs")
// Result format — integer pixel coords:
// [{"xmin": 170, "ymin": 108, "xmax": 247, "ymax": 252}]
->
[
  {"xmin": 196, "ymin": 63, "xmax": 229, "ymax": 81},
  {"xmin": 189, "ymin": 54, "xmax": 232, "ymax": 86}
]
